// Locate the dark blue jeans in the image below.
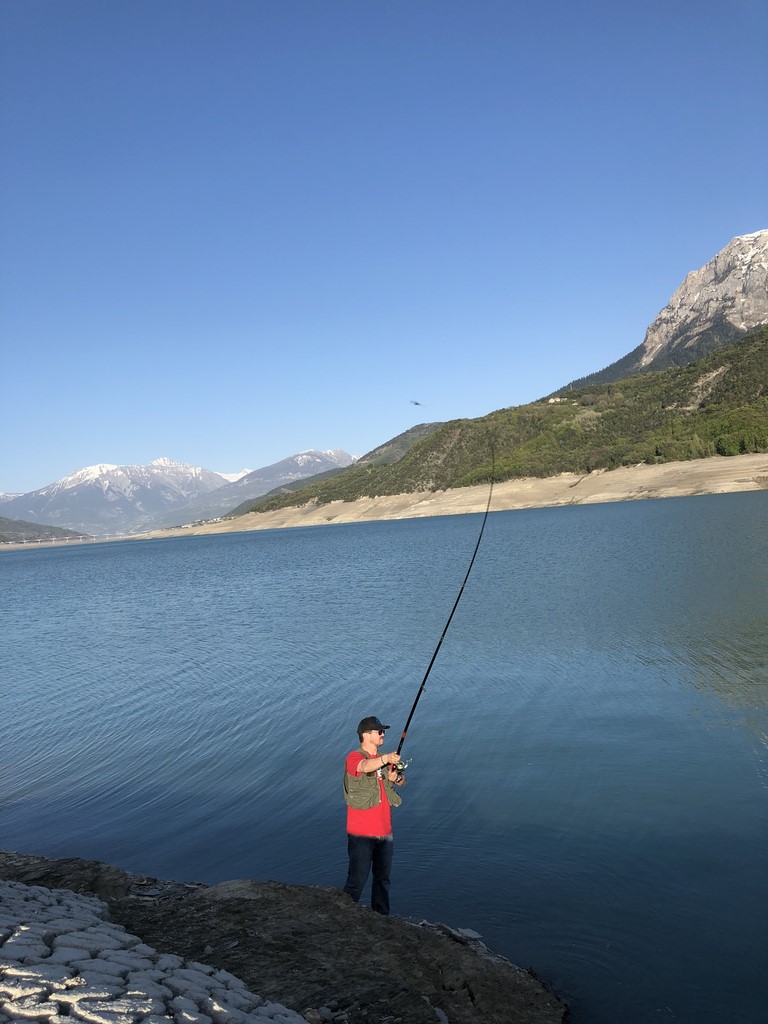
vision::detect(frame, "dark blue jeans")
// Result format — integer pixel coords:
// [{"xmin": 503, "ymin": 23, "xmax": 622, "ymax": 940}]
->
[{"xmin": 343, "ymin": 834, "xmax": 394, "ymax": 915}]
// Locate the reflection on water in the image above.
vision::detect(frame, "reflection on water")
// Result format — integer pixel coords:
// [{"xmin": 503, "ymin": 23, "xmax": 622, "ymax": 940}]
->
[{"xmin": 2, "ymin": 491, "xmax": 768, "ymax": 1023}]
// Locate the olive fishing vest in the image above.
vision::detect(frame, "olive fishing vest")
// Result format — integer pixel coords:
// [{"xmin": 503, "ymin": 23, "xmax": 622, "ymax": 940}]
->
[{"xmin": 342, "ymin": 746, "xmax": 403, "ymax": 810}]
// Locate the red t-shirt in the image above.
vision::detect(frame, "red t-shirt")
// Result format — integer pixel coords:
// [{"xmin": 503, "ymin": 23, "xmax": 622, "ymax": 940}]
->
[{"xmin": 345, "ymin": 750, "xmax": 393, "ymax": 837}]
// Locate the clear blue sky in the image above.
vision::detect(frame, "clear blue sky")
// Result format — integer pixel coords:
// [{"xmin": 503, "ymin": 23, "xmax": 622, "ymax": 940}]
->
[{"xmin": 2, "ymin": 0, "xmax": 767, "ymax": 493}]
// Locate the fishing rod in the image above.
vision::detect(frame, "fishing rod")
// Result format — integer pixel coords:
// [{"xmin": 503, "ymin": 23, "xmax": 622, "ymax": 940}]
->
[{"xmin": 395, "ymin": 446, "xmax": 496, "ymax": 762}]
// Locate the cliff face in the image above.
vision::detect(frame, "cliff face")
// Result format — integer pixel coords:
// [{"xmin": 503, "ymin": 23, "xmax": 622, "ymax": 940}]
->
[
  {"xmin": 636, "ymin": 230, "xmax": 768, "ymax": 369},
  {"xmin": 0, "ymin": 851, "xmax": 566, "ymax": 1024},
  {"xmin": 568, "ymin": 229, "xmax": 768, "ymax": 388}
]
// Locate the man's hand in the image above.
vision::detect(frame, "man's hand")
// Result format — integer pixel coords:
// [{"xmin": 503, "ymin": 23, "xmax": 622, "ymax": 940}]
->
[
  {"xmin": 388, "ymin": 766, "xmax": 407, "ymax": 786},
  {"xmin": 382, "ymin": 752, "xmax": 400, "ymax": 765}
]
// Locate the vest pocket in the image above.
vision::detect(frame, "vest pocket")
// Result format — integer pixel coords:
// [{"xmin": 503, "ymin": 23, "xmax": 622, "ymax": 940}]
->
[{"xmin": 343, "ymin": 770, "xmax": 380, "ymax": 809}]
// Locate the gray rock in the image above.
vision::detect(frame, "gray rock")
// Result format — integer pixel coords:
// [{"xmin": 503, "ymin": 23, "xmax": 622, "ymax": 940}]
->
[
  {"xmin": 173, "ymin": 1010, "xmax": 213, "ymax": 1024},
  {"xmin": 98, "ymin": 952, "xmax": 154, "ymax": 972},
  {"xmin": 68, "ymin": 960, "xmax": 128, "ymax": 980},
  {"xmin": 636, "ymin": 230, "xmax": 768, "ymax": 370},
  {"xmin": 52, "ymin": 934, "xmax": 120, "ymax": 956},
  {"xmin": 45, "ymin": 949, "xmax": 91, "ymax": 965},
  {"xmin": 0, "ymin": 946, "xmax": 49, "ymax": 964},
  {"xmin": 211, "ymin": 972, "xmax": 246, "ymax": 992},
  {"xmin": 186, "ymin": 964, "xmax": 215, "ymax": 977},
  {"xmin": 1, "ymin": 851, "xmax": 567, "ymax": 1024},
  {"xmin": 155, "ymin": 955, "xmax": 184, "ymax": 972},
  {"xmin": 121, "ymin": 970, "xmax": 166, "ymax": 987}
]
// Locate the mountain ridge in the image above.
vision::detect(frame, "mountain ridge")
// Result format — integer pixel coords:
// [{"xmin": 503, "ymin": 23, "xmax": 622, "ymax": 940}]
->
[
  {"xmin": 1, "ymin": 450, "xmax": 355, "ymax": 537},
  {"xmin": 245, "ymin": 324, "xmax": 768, "ymax": 514},
  {"xmin": 152, "ymin": 449, "xmax": 357, "ymax": 527}
]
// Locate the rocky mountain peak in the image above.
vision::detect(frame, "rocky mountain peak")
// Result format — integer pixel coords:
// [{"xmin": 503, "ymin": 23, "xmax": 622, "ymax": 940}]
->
[
  {"xmin": 564, "ymin": 229, "xmax": 768, "ymax": 389},
  {"xmin": 636, "ymin": 229, "xmax": 768, "ymax": 369}
]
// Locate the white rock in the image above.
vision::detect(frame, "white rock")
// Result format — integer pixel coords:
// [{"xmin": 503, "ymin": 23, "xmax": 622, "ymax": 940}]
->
[
  {"xmin": 1, "ymin": 967, "xmax": 73, "ymax": 986},
  {"xmin": 83, "ymin": 997, "xmax": 162, "ymax": 1016},
  {"xmin": 174, "ymin": 1011, "xmax": 213, "ymax": 1024},
  {"xmin": 74, "ymin": 1009, "xmax": 133, "ymax": 1024},
  {"xmin": 0, "ymin": 997, "xmax": 54, "ymax": 1020},
  {"xmin": 200, "ymin": 997, "xmax": 236, "ymax": 1024},
  {"xmin": 124, "ymin": 980, "xmax": 172, "ymax": 1000},
  {"xmin": 0, "ymin": 982, "xmax": 46, "ymax": 1001},
  {"xmin": 52, "ymin": 987, "xmax": 122, "ymax": 1006},
  {"xmin": 0, "ymin": 881, "xmax": 304, "ymax": 1024}
]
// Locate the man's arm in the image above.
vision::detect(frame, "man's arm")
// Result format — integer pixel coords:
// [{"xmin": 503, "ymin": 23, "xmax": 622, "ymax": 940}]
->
[{"xmin": 356, "ymin": 751, "xmax": 400, "ymax": 773}]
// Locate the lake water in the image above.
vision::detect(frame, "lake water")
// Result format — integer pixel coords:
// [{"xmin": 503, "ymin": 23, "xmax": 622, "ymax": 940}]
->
[{"xmin": 2, "ymin": 492, "xmax": 767, "ymax": 1023}]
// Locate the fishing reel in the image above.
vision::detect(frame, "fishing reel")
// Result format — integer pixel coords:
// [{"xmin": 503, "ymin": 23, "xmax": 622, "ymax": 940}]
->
[{"xmin": 392, "ymin": 758, "xmax": 411, "ymax": 776}]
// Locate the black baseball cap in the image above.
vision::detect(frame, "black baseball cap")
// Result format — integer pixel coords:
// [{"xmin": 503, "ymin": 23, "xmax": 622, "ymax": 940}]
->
[{"xmin": 357, "ymin": 716, "xmax": 390, "ymax": 734}]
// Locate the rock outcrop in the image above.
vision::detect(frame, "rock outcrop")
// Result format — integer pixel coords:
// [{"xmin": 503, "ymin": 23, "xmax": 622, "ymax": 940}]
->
[
  {"xmin": 0, "ymin": 878, "xmax": 304, "ymax": 1024},
  {"xmin": 635, "ymin": 229, "xmax": 768, "ymax": 369},
  {"xmin": 569, "ymin": 229, "xmax": 768, "ymax": 387},
  {"xmin": 0, "ymin": 852, "xmax": 567, "ymax": 1024}
]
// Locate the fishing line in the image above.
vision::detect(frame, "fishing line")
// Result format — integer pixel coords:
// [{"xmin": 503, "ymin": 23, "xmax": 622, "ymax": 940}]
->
[{"xmin": 396, "ymin": 444, "xmax": 496, "ymax": 759}]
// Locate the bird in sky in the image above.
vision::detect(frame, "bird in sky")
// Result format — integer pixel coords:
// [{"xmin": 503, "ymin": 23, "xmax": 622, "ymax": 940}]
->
[{"xmin": 410, "ymin": 399, "xmax": 423, "ymax": 406}]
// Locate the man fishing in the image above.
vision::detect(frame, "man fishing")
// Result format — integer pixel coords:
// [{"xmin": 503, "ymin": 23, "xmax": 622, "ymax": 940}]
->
[{"xmin": 342, "ymin": 716, "xmax": 407, "ymax": 915}]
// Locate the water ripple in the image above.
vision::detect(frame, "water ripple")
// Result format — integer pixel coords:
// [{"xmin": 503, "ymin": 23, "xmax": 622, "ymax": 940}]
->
[{"xmin": 3, "ymin": 495, "xmax": 768, "ymax": 1024}]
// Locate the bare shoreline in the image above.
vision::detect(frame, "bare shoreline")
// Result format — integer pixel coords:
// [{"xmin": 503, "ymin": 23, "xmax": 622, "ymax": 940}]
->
[{"xmin": 4, "ymin": 453, "xmax": 768, "ymax": 551}]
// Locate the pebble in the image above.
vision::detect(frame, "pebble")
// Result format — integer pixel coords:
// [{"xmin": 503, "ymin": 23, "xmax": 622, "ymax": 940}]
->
[{"xmin": 0, "ymin": 881, "xmax": 306, "ymax": 1024}]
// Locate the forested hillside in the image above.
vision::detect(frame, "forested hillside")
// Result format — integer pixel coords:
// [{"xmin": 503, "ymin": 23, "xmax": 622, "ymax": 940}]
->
[
  {"xmin": 0, "ymin": 517, "xmax": 87, "ymax": 544},
  {"xmin": 239, "ymin": 326, "xmax": 768, "ymax": 515}
]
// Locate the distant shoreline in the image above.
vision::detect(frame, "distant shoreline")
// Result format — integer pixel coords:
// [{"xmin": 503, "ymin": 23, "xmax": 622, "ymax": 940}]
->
[{"xmin": 3, "ymin": 452, "xmax": 768, "ymax": 551}]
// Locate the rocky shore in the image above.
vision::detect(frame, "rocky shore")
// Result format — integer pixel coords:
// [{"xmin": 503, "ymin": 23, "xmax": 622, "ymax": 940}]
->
[{"xmin": 0, "ymin": 852, "xmax": 567, "ymax": 1024}]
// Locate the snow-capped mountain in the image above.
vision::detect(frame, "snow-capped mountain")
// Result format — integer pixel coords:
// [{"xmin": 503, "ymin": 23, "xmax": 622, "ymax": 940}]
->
[
  {"xmin": 41, "ymin": 458, "xmax": 226, "ymax": 500},
  {"xmin": 215, "ymin": 468, "xmax": 253, "ymax": 483},
  {"xmin": 150, "ymin": 449, "xmax": 357, "ymax": 527},
  {"xmin": 1, "ymin": 458, "xmax": 228, "ymax": 537},
  {"xmin": 571, "ymin": 229, "xmax": 768, "ymax": 387},
  {"xmin": 2, "ymin": 451, "xmax": 356, "ymax": 537}
]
